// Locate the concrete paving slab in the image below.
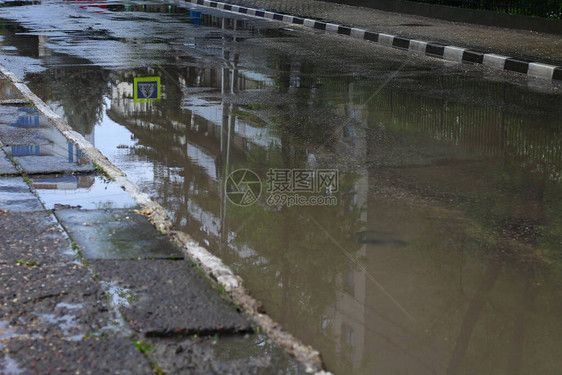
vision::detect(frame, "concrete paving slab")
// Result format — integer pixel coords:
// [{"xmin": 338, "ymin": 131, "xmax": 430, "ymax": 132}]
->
[
  {"xmin": 89, "ymin": 259, "xmax": 253, "ymax": 336},
  {"xmin": 0, "ymin": 337, "xmax": 153, "ymax": 375},
  {"xmin": 0, "ymin": 264, "xmax": 97, "ymax": 312},
  {"xmin": 0, "ymin": 177, "xmax": 44, "ymax": 212},
  {"xmin": 145, "ymin": 334, "xmax": 306, "ymax": 375},
  {"xmin": 0, "ymin": 150, "xmax": 17, "ymax": 175},
  {"xmin": 55, "ymin": 208, "xmax": 183, "ymax": 260},
  {"xmin": 13, "ymin": 155, "xmax": 95, "ymax": 174},
  {"xmin": 0, "ymin": 264, "xmax": 114, "ymax": 340},
  {"xmin": 0, "ymin": 210, "xmax": 75, "ymax": 264}
]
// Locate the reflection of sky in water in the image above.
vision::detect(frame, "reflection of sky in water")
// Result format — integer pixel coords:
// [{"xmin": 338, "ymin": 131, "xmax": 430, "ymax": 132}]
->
[
  {"xmin": 102, "ymin": 281, "xmax": 136, "ymax": 308},
  {"xmin": 33, "ymin": 174, "xmax": 138, "ymax": 210},
  {"xmin": 0, "ymin": 321, "xmax": 18, "ymax": 341},
  {"xmin": 0, "ymin": 357, "xmax": 24, "ymax": 374},
  {"xmin": 35, "ymin": 313, "xmax": 83, "ymax": 341}
]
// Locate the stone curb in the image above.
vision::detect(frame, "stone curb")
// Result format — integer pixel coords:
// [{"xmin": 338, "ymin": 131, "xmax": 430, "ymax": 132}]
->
[
  {"xmin": 0, "ymin": 64, "xmax": 328, "ymax": 374},
  {"xmin": 187, "ymin": 0, "xmax": 562, "ymax": 81}
]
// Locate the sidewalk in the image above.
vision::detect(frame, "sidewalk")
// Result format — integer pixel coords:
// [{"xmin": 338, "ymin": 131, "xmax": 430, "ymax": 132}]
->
[
  {"xmin": 212, "ymin": 0, "xmax": 562, "ymax": 77},
  {"xmin": 0, "ymin": 75, "xmax": 306, "ymax": 373}
]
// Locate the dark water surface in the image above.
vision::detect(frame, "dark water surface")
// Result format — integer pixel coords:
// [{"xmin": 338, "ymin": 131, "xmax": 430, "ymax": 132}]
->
[{"xmin": 1, "ymin": 1, "xmax": 562, "ymax": 373}]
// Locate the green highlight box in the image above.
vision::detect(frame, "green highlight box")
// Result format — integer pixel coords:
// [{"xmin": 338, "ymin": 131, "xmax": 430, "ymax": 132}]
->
[{"xmin": 134, "ymin": 77, "xmax": 161, "ymax": 103}]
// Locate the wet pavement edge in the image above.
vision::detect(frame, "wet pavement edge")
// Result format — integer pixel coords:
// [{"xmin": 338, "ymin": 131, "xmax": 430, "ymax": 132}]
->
[{"xmin": 0, "ymin": 63, "xmax": 328, "ymax": 373}]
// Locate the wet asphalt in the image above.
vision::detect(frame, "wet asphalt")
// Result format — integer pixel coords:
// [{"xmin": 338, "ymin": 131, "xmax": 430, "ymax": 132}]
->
[
  {"xmin": 214, "ymin": 0, "xmax": 562, "ymax": 65},
  {"xmin": 1, "ymin": 1, "xmax": 562, "ymax": 374}
]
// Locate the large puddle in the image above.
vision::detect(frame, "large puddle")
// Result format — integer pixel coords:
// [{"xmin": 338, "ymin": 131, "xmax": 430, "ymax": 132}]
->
[{"xmin": 1, "ymin": 0, "xmax": 562, "ymax": 373}]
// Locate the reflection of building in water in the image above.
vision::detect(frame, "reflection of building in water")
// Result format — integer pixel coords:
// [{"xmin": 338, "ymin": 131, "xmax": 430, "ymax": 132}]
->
[
  {"xmin": 5, "ymin": 107, "xmax": 91, "ymax": 165},
  {"xmin": 32, "ymin": 175, "xmax": 95, "ymax": 190},
  {"xmin": 108, "ymin": 65, "xmax": 277, "ymax": 162},
  {"xmin": 111, "ymin": 68, "xmax": 164, "ymax": 115}
]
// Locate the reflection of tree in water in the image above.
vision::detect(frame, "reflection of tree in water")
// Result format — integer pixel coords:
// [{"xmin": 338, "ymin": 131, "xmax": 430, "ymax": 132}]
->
[{"xmin": 28, "ymin": 66, "xmax": 109, "ymax": 135}]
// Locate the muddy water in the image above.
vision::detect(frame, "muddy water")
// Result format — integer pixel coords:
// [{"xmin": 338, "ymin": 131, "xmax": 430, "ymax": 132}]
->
[{"xmin": 1, "ymin": 1, "xmax": 562, "ymax": 374}]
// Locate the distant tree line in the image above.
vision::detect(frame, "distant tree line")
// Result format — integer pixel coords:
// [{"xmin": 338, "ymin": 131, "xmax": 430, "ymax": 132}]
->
[{"xmin": 414, "ymin": 0, "xmax": 562, "ymax": 19}]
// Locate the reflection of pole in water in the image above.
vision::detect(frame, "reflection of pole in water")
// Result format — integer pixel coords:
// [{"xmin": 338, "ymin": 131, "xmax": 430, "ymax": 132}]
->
[
  {"xmin": 446, "ymin": 261, "xmax": 502, "ymax": 375},
  {"xmin": 218, "ymin": 30, "xmax": 239, "ymax": 251}
]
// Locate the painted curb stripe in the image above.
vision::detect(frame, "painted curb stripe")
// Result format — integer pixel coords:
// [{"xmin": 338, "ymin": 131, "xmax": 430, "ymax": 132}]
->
[
  {"xmin": 443, "ymin": 46, "xmax": 466, "ymax": 62},
  {"xmin": 350, "ymin": 28, "xmax": 365, "ymax": 39},
  {"xmin": 483, "ymin": 54, "xmax": 508, "ymax": 69},
  {"xmin": 292, "ymin": 16, "xmax": 304, "ymax": 25},
  {"xmin": 188, "ymin": 0, "xmax": 562, "ymax": 82},
  {"xmin": 364, "ymin": 31, "xmax": 379, "ymax": 42},
  {"xmin": 314, "ymin": 21, "xmax": 327, "ymax": 31},
  {"xmin": 462, "ymin": 50, "xmax": 484, "ymax": 64},
  {"xmin": 528, "ymin": 63, "xmax": 555, "ymax": 80},
  {"xmin": 303, "ymin": 18, "xmax": 315, "ymax": 28},
  {"xmin": 409, "ymin": 40, "xmax": 428, "ymax": 54},
  {"xmin": 504, "ymin": 58, "xmax": 529, "ymax": 74},
  {"xmin": 326, "ymin": 23, "xmax": 339, "ymax": 33},
  {"xmin": 338, "ymin": 26, "xmax": 352, "ymax": 36},
  {"xmin": 378, "ymin": 33, "xmax": 394, "ymax": 47},
  {"xmin": 426, "ymin": 43, "xmax": 445, "ymax": 57},
  {"xmin": 392, "ymin": 37, "xmax": 410, "ymax": 50}
]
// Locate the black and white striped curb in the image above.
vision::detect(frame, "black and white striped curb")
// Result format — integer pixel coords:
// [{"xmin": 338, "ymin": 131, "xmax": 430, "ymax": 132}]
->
[{"xmin": 185, "ymin": 0, "xmax": 562, "ymax": 82}]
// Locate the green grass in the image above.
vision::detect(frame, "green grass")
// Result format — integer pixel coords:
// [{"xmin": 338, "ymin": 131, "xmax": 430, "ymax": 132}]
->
[
  {"xmin": 133, "ymin": 340, "xmax": 153, "ymax": 354},
  {"xmin": 71, "ymin": 241, "xmax": 87, "ymax": 265},
  {"xmin": 84, "ymin": 332, "xmax": 108, "ymax": 340},
  {"xmin": 15, "ymin": 259, "xmax": 39, "ymax": 267},
  {"xmin": 92, "ymin": 162, "xmax": 114, "ymax": 182}
]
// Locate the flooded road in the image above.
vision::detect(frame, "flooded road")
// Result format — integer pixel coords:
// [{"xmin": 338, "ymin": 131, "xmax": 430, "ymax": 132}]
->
[{"xmin": 2, "ymin": 1, "xmax": 562, "ymax": 374}]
